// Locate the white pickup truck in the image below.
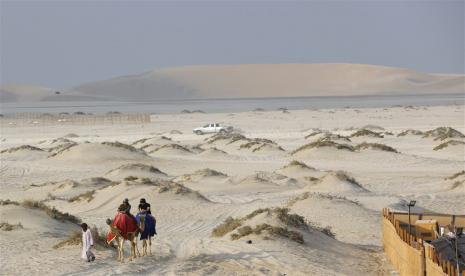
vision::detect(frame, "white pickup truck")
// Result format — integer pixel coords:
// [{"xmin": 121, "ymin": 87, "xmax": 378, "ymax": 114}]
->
[{"xmin": 193, "ymin": 123, "xmax": 233, "ymax": 135}]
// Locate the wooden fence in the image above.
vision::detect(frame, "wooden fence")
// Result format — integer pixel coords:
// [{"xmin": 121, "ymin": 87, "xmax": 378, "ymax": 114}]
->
[
  {"xmin": 0, "ymin": 113, "xmax": 151, "ymax": 126},
  {"xmin": 382, "ymin": 208, "xmax": 464, "ymax": 276}
]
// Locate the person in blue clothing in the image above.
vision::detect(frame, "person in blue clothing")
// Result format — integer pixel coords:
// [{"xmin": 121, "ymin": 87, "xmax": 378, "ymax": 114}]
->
[{"xmin": 135, "ymin": 203, "xmax": 156, "ymax": 256}]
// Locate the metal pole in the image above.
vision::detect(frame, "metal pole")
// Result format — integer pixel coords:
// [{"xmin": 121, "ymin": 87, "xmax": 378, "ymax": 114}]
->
[
  {"xmin": 408, "ymin": 205, "xmax": 411, "ymax": 236},
  {"xmin": 456, "ymin": 227, "xmax": 460, "ymax": 276}
]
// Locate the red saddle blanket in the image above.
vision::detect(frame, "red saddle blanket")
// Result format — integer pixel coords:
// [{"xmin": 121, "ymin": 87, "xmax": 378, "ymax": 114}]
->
[{"xmin": 107, "ymin": 212, "xmax": 138, "ymax": 242}]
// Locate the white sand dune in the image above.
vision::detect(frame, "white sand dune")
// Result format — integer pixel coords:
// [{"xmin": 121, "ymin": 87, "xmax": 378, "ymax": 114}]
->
[
  {"xmin": 64, "ymin": 64, "xmax": 465, "ymax": 101},
  {"xmin": 50, "ymin": 142, "xmax": 149, "ymax": 162},
  {"xmin": 105, "ymin": 163, "xmax": 168, "ymax": 181},
  {"xmin": 0, "ymin": 145, "xmax": 49, "ymax": 161},
  {"xmin": 306, "ymin": 171, "xmax": 369, "ymax": 194},
  {"xmin": 0, "ymin": 104, "xmax": 463, "ymax": 275}
]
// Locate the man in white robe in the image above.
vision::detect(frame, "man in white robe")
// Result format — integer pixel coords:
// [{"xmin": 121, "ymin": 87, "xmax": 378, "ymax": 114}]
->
[{"xmin": 80, "ymin": 223, "xmax": 95, "ymax": 262}]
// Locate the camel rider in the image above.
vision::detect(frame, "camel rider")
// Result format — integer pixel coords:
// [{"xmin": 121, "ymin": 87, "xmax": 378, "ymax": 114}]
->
[
  {"xmin": 122, "ymin": 198, "xmax": 131, "ymax": 214},
  {"xmin": 139, "ymin": 198, "xmax": 151, "ymax": 215}
]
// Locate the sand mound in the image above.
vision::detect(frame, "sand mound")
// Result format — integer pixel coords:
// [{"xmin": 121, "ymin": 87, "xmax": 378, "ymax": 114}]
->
[
  {"xmin": 0, "ymin": 203, "xmax": 78, "ymax": 232},
  {"xmin": 132, "ymin": 136, "xmax": 173, "ymax": 148},
  {"xmin": 275, "ymin": 160, "xmax": 322, "ymax": 179},
  {"xmin": 105, "ymin": 163, "xmax": 167, "ymax": 181},
  {"xmin": 0, "ymin": 145, "xmax": 48, "ymax": 160},
  {"xmin": 239, "ymin": 138, "xmax": 285, "ymax": 153},
  {"xmin": 360, "ymin": 124, "xmax": 385, "ymax": 131},
  {"xmin": 50, "ymin": 142, "xmax": 149, "ymax": 162},
  {"xmin": 169, "ymin": 130, "xmax": 183, "ymax": 135},
  {"xmin": 198, "ymin": 147, "xmax": 230, "ymax": 158},
  {"xmin": 287, "ymin": 192, "xmax": 380, "ymax": 246},
  {"xmin": 397, "ymin": 129, "xmax": 425, "ymax": 137},
  {"xmin": 292, "ymin": 139, "xmax": 354, "ymax": 155},
  {"xmin": 206, "ymin": 133, "xmax": 248, "ymax": 145},
  {"xmin": 236, "ymin": 172, "xmax": 298, "ymax": 188},
  {"xmin": 63, "ymin": 133, "xmax": 79, "ymax": 138},
  {"xmin": 354, "ymin": 142, "xmax": 399, "ymax": 153},
  {"xmin": 307, "ymin": 171, "xmax": 368, "ymax": 194},
  {"xmin": 149, "ymin": 143, "xmax": 193, "ymax": 155},
  {"xmin": 176, "ymin": 168, "xmax": 228, "ymax": 183},
  {"xmin": 1, "ymin": 145, "xmax": 43, "ymax": 154},
  {"xmin": 350, "ymin": 129, "xmax": 384, "ymax": 138},
  {"xmin": 423, "ymin": 127, "xmax": 465, "ymax": 141},
  {"xmin": 433, "ymin": 140, "xmax": 465, "ymax": 151},
  {"xmin": 24, "ymin": 178, "xmax": 113, "ymax": 202},
  {"xmin": 212, "ymin": 207, "xmax": 334, "ymax": 244}
]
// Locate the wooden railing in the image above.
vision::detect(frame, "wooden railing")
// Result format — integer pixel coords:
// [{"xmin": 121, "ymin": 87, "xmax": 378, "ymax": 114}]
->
[{"xmin": 382, "ymin": 208, "xmax": 464, "ymax": 276}]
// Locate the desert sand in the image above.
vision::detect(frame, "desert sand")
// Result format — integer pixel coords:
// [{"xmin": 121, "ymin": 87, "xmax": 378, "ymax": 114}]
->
[
  {"xmin": 2, "ymin": 64, "xmax": 464, "ymax": 102},
  {"xmin": 0, "ymin": 104, "xmax": 464, "ymax": 275}
]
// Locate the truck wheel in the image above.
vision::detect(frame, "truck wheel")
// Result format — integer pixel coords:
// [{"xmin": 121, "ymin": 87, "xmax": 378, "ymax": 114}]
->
[
  {"xmin": 195, "ymin": 130, "xmax": 203, "ymax": 135},
  {"xmin": 219, "ymin": 129, "xmax": 226, "ymax": 134}
]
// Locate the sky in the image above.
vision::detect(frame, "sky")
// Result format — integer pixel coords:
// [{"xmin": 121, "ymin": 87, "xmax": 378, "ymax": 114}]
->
[{"xmin": 1, "ymin": 0, "xmax": 464, "ymax": 88}]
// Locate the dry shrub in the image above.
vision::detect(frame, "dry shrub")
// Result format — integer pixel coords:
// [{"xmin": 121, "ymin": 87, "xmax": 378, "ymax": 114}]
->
[
  {"xmin": 350, "ymin": 129, "xmax": 383, "ymax": 138},
  {"xmin": 22, "ymin": 200, "xmax": 81, "ymax": 224},
  {"xmin": 354, "ymin": 142, "xmax": 398, "ymax": 153},
  {"xmin": 433, "ymin": 140, "xmax": 465, "ymax": 151},
  {"xmin": 445, "ymin": 170, "xmax": 465, "ymax": 180},
  {"xmin": 0, "ymin": 145, "xmax": 43, "ymax": 154},
  {"xmin": 150, "ymin": 144, "xmax": 192, "ymax": 153},
  {"xmin": 0, "ymin": 222, "xmax": 23, "ymax": 231},
  {"xmin": 53, "ymin": 226, "xmax": 113, "ymax": 249},
  {"xmin": 423, "ymin": 127, "xmax": 465, "ymax": 141},
  {"xmin": 212, "ymin": 217, "xmax": 242, "ymax": 237},
  {"xmin": 101, "ymin": 141, "xmax": 140, "ymax": 152},
  {"xmin": 397, "ymin": 129, "xmax": 424, "ymax": 137},
  {"xmin": 68, "ymin": 190, "xmax": 96, "ymax": 203},
  {"xmin": 292, "ymin": 139, "xmax": 354, "ymax": 154},
  {"xmin": 0, "ymin": 199, "xmax": 20, "ymax": 206},
  {"xmin": 274, "ymin": 208, "xmax": 307, "ymax": 229},
  {"xmin": 124, "ymin": 176, "xmax": 139, "ymax": 181}
]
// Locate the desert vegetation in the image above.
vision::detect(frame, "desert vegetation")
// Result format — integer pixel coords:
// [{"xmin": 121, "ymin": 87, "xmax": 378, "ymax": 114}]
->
[
  {"xmin": 292, "ymin": 139, "xmax": 354, "ymax": 154},
  {"xmin": 101, "ymin": 141, "xmax": 141, "ymax": 152},
  {"xmin": 212, "ymin": 207, "xmax": 333, "ymax": 244},
  {"xmin": 433, "ymin": 140, "xmax": 465, "ymax": 151},
  {"xmin": 423, "ymin": 127, "xmax": 465, "ymax": 141},
  {"xmin": 354, "ymin": 142, "xmax": 398, "ymax": 153},
  {"xmin": 53, "ymin": 226, "xmax": 112, "ymax": 249},
  {"xmin": 0, "ymin": 222, "xmax": 23, "ymax": 231},
  {"xmin": 1, "ymin": 145, "xmax": 44, "ymax": 154},
  {"xmin": 350, "ymin": 129, "xmax": 384, "ymax": 138},
  {"xmin": 68, "ymin": 190, "xmax": 96, "ymax": 203},
  {"xmin": 21, "ymin": 200, "xmax": 81, "ymax": 224}
]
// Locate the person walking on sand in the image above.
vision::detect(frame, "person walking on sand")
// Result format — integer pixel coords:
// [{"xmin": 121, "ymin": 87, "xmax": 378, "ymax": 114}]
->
[{"xmin": 81, "ymin": 223, "xmax": 95, "ymax": 262}]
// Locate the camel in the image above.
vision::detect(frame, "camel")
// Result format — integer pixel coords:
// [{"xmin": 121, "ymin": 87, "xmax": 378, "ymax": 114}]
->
[
  {"xmin": 135, "ymin": 210, "xmax": 156, "ymax": 257},
  {"xmin": 106, "ymin": 210, "xmax": 140, "ymax": 262}
]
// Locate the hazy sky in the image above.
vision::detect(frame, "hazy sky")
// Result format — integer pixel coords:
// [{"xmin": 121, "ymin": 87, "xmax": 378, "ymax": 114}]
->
[{"xmin": 1, "ymin": 0, "xmax": 464, "ymax": 88}]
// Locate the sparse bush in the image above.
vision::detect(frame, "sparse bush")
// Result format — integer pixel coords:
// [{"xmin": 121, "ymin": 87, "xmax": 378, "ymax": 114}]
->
[
  {"xmin": 397, "ymin": 129, "xmax": 425, "ymax": 137},
  {"xmin": 0, "ymin": 199, "xmax": 20, "ymax": 206},
  {"xmin": 433, "ymin": 140, "xmax": 465, "ymax": 151},
  {"xmin": 275, "ymin": 208, "xmax": 307, "ymax": 229},
  {"xmin": 0, "ymin": 222, "xmax": 23, "ymax": 231},
  {"xmin": 1, "ymin": 145, "xmax": 43, "ymax": 154},
  {"xmin": 445, "ymin": 170, "xmax": 465, "ymax": 180},
  {"xmin": 354, "ymin": 142, "xmax": 398, "ymax": 153},
  {"xmin": 350, "ymin": 129, "xmax": 383, "ymax": 138},
  {"xmin": 423, "ymin": 127, "xmax": 465, "ymax": 141},
  {"xmin": 101, "ymin": 141, "xmax": 140, "ymax": 153},
  {"xmin": 212, "ymin": 217, "xmax": 242, "ymax": 237},
  {"xmin": 124, "ymin": 176, "xmax": 139, "ymax": 181},
  {"xmin": 292, "ymin": 139, "xmax": 354, "ymax": 154},
  {"xmin": 68, "ymin": 190, "xmax": 96, "ymax": 203},
  {"xmin": 21, "ymin": 200, "xmax": 81, "ymax": 224}
]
